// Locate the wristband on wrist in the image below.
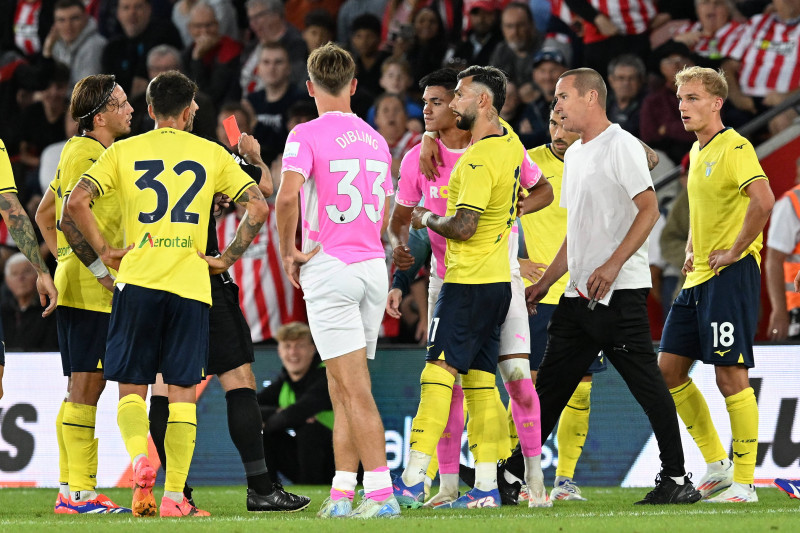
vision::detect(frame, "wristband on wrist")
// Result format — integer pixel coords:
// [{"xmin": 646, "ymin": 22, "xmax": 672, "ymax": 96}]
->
[
  {"xmin": 421, "ymin": 211, "xmax": 433, "ymax": 227},
  {"xmin": 88, "ymin": 257, "xmax": 109, "ymax": 278}
]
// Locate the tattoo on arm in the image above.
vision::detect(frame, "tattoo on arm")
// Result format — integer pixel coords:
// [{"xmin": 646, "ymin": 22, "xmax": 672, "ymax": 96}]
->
[
  {"xmin": 428, "ymin": 208, "xmax": 481, "ymax": 241},
  {"xmin": 225, "ymin": 185, "xmax": 267, "ymax": 263},
  {"xmin": 75, "ymin": 178, "xmax": 100, "ymax": 200},
  {"xmin": 60, "ymin": 208, "xmax": 99, "ymax": 267},
  {"xmin": 0, "ymin": 193, "xmax": 49, "ymax": 273}
]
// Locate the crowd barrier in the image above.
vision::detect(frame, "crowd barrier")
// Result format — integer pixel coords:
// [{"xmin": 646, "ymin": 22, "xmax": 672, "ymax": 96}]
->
[{"xmin": 1, "ymin": 345, "xmax": 798, "ymax": 487}]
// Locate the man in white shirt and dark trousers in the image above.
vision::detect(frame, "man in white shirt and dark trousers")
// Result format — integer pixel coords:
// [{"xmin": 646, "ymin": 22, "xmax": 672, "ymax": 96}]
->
[{"xmin": 524, "ymin": 68, "xmax": 701, "ymax": 505}]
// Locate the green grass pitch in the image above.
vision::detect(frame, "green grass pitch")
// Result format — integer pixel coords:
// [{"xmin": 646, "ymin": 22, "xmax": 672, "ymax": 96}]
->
[{"xmin": 1, "ymin": 485, "xmax": 798, "ymax": 532}]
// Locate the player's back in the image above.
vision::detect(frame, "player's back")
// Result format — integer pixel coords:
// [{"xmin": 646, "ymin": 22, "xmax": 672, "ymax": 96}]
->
[
  {"xmin": 282, "ymin": 112, "xmax": 393, "ymax": 265},
  {"xmin": 53, "ymin": 136, "xmax": 123, "ymax": 312},
  {"xmin": 443, "ymin": 125, "xmax": 523, "ymax": 284},
  {"xmin": 83, "ymin": 128, "xmax": 255, "ymax": 305}
]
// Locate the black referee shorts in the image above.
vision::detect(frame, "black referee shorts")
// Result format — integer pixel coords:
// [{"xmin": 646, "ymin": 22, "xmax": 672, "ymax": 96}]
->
[{"xmin": 207, "ymin": 274, "xmax": 255, "ymax": 376}]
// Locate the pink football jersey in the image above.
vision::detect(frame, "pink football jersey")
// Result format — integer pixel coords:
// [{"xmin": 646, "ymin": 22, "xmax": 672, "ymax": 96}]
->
[
  {"xmin": 396, "ymin": 138, "xmax": 466, "ymax": 279},
  {"xmin": 282, "ymin": 112, "xmax": 394, "ymax": 264}
]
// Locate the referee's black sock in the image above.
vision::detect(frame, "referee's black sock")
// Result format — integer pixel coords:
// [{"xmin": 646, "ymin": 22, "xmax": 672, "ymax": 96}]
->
[
  {"xmin": 149, "ymin": 395, "xmax": 193, "ymax": 498},
  {"xmin": 226, "ymin": 387, "xmax": 274, "ymax": 495},
  {"xmin": 149, "ymin": 395, "xmax": 169, "ymax": 468}
]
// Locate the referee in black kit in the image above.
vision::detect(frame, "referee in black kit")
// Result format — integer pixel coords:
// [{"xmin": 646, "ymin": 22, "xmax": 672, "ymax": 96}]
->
[{"xmin": 148, "ymin": 130, "xmax": 310, "ymax": 512}]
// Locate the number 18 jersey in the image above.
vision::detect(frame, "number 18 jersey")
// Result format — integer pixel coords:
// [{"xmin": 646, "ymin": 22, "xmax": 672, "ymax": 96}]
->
[
  {"xmin": 83, "ymin": 128, "xmax": 255, "ymax": 305},
  {"xmin": 281, "ymin": 111, "xmax": 393, "ymax": 264}
]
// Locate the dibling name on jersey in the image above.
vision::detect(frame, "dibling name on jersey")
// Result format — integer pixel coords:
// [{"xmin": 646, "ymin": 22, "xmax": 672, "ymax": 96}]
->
[{"xmin": 334, "ymin": 129, "xmax": 381, "ymax": 150}]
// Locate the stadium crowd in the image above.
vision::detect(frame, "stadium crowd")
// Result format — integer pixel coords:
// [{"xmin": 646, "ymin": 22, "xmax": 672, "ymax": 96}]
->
[
  {"xmin": 1, "ymin": 0, "xmax": 799, "ymax": 345},
  {"xmin": 1, "ymin": 0, "xmax": 800, "ymax": 519}
]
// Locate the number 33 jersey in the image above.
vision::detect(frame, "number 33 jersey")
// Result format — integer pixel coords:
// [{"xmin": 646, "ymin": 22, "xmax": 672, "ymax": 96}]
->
[
  {"xmin": 281, "ymin": 111, "xmax": 393, "ymax": 264},
  {"xmin": 83, "ymin": 128, "xmax": 256, "ymax": 305}
]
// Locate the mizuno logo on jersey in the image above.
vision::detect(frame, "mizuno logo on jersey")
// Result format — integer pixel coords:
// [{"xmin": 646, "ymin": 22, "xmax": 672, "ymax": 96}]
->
[
  {"xmin": 714, "ymin": 349, "xmax": 731, "ymax": 357},
  {"xmin": 705, "ymin": 161, "xmax": 717, "ymax": 176},
  {"xmin": 138, "ymin": 232, "xmax": 195, "ymax": 249},
  {"xmin": 734, "ymin": 143, "xmax": 746, "ymax": 150},
  {"xmin": 88, "ymin": 158, "xmax": 97, "ymax": 163},
  {"xmin": 467, "ymin": 163, "xmax": 483, "ymax": 169}
]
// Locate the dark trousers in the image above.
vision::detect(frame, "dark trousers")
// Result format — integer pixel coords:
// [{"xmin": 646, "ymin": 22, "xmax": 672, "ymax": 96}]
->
[
  {"xmin": 263, "ymin": 421, "xmax": 335, "ymax": 484},
  {"xmin": 537, "ymin": 288, "xmax": 686, "ymax": 477},
  {"xmin": 584, "ymin": 33, "xmax": 650, "ymax": 79}
]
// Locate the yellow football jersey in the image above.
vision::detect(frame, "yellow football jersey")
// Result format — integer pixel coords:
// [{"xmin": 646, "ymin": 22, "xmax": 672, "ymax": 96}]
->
[
  {"xmin": 52, "ymin": 136, "xmax": 124, "ymax": 313},
  {"xmin": 519, "ymin": 144, "xmax": 569, "ymax": 305},
  {"xmin": 83, "ymin": 128, "xmax": 255, "ymax": 305},
  {"xmin": 685, "ymin": 128, "xmax": 768, "ymax": 288},
  {"xmin": 443, "ymin": 125, "xmax": 523, "ymax": 284},
  {"xmin": 0, "ymin": 139, "xmax": 17, "ymax": 194}
]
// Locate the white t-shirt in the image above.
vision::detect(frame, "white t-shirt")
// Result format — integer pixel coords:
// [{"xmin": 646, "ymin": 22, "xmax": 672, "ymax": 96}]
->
[
  {"xmin": 561, "ymin": 123, "xmax": 653, "ymax": 298},
  {"xmin": 767, "ymin": 193, "xmax": 800, "ymax": 255}
]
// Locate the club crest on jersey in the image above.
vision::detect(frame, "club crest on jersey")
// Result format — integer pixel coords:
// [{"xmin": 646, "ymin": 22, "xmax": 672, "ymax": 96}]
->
[
  {"xmin": 705, "ymin": 161, "xmax": 717, "ymax": 176},
  {"xmin": 138, "ymin": 232, "xmax": 194, "ymax": 249}
]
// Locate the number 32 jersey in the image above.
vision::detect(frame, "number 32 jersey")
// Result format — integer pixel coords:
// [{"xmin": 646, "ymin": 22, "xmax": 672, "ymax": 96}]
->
[
  {"xmin": 83, "ymin": 128, "xmax": 255, "ymax": 305},
  {"xmin": 281, "ymin": 111, "xmax": 393, "ymax": 264}
]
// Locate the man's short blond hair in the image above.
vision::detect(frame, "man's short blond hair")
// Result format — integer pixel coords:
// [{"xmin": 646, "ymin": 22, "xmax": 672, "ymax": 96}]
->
[
  {"xmin": 307, "ymin": 42, "xmax": 355, "ymax": 96},
  {"xmin": 275, "ymin": 321, "xmax": 313, "ymax": 343},
  {"xmin": 675, "ymin": 66, "xmax": 728, "ymax": 100}
]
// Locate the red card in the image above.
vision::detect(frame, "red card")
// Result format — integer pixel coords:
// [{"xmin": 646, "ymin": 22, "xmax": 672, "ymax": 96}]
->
[{"xmin": 223, "ymin": 115, "xmax": 241, "ymax": 147}]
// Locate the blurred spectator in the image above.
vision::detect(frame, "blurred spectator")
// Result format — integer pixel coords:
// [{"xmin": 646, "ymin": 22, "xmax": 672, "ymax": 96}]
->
[
  {"xmin": 337, "ymin": 0, "xmax": 387, "ymax": 44},
  {"xmin": 182, "ymin": 1, "xmax": 242, "ymax": 109},
  {"xmin": 723, "ymin": 0, "xmax": 800, "ymax": 135},
  {"xmin": 659, "ymin": 153, "xmax": 690, "ymax": 302},
  {"xmin": 301, "ymin": 9, "xmax": 336, "ymax": 52},
  {"xmin": 444, "ymin": 0, "xmax": 502, "ymax": 69},
  {"xmin": 0, "ymin": 51, "xmax": 56, "ymax": 158},
  {"xmin": 128, "ymin": 44, "xmax": 217, "ymax": 137},
  {"xmin": 172, "ymin": 0, "xmax": 239, "ymax": 47},
  {"xmin": 18, "ymin": 62, "xmax": 70, "ymax": 192},
  {"xmin": 373, "ymin": 92, "xmax": 421, "ymax": 180},
  {"xmin": 240, "ymin": 0, "xmax": 308, "ymax": 96},
  {"xmin": 381, "ymin": 0, "xmax": 422, "ymax": 53},
  {"xmin": 564, "ymin": 0, "xmax": 661, "ymax": 78},
  {"xmin": 216, "ymin": 205, "xmax": 305, "ymax": 343},
  {"xmin": 640, "ymin": 41, "xmax": 696, "ymax": 165},
  {"xmin": 101, "ymin": 0, "xmax": 183, "ymax": 96},
  {"xmin": 0, "ymin": 253, "xmax": 58, "ymax": 351},
  {"xmin": 245, "ymin": 42, "xmax": 312, "ymax": 165},
  {"xmin": 402, "ymin": 7, "xmax": 448, "ymax": 86},
  {"xmin": 366, "ymin": 57, "xmax": 424, "ymax": 128},
  {"xmin": 490, "ymin": 2, "xmax": 542, "ymax": 89},
  {"xmin": 38, "ymin": 113, "xmax": 78, "ymax": 197},
  {"xmin": 284, "ymin": 0, "xmax": 344, "ymax": 31},
  {"xmin": 43, "ymin": 0, "xmax": 107, "ymax": 90},
  {"xmin": 349, "ymin": 13, "xmax": 390, "ymax": 99},
  {"xmin": 733, "ymin": 0, "xmax": 770, "ymax": 17},
  {"xmin": 656, "ymin": 0, "xmax": 746, "ymax": 69},
  {"xmin": 518, "ymin": 47, "xmax": 568, "ymax": 147},
  {"xmin": 500, "ymin": 80, "xmax": 524, "ymax": 130},
  {"xmin": 765, "ymin": 157, "xmax": 800, "ymax": 341},
  {"xmin": 606, "ymin": 54, "xmax": 646, "ymax": 137},
  {"xmin": 1, "ymin": 0, "xmax": 55, "ymax": 57},
  {"xmin": 257, "ymin": 322, "xmax": 334, "ymax": 484}
]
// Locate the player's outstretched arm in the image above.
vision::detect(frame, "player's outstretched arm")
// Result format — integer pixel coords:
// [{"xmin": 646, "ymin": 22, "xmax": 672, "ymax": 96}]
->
[
  {"xmin": 238, "ymin": 133, "xmax": 273, "ymax": 198},
  {"xmin": 65, "ymin": 178, "xmax": 132, "ymax": 272},
  {"xmin": 0, "ymin": 191, "xmax": 57, "ymax": 316},
  {"xmin": 202, "ymin": 184, "xmax": 269, "ymax": 275},
  {"xmin": 411, "ymin": 206, "xmax": 479, "ymax": 241},
  {"xmin": 35, "ymin": 187, "xmax": 57, "ymax": 258}
]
